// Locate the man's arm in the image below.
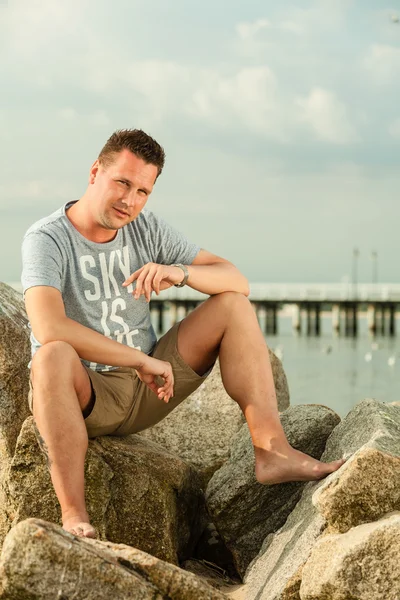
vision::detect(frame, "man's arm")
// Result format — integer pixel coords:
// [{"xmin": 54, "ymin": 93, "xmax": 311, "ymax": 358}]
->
[
  {"xmin": 25, "ymin": 286, "xmax": 152, "ymax": 369},
  {"xmin": 126, "ymin": 249, "xmax": 250, "ymax": 300},
  {"xmin": 186, "ymin": 249, "xmax": 250, "ymax": 296}
]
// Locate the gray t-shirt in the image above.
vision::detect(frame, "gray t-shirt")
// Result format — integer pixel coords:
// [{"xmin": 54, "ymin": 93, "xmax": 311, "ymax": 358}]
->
[{"xmin": 21, "ymin": 201, "xmax": 200, "ymax": 371}]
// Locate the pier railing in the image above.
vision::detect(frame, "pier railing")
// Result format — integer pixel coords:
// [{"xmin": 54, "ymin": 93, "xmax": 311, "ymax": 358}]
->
[{"xmin": 158, "ymin": 283, "xmax": 400, "ymax": 303}]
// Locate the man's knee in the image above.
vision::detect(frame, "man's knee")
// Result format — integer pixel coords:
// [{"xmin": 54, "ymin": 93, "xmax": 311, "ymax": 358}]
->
[
  {"xmin": 207, "ymin": 291, "xmax": 251, "ymax": 314},
  {"xmin": 31, "ymin": 341, "xmax": 79, "ymax": 381}
]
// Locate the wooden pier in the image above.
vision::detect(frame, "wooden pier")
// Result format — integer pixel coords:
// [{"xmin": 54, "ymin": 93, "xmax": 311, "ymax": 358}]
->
[{"xmin": 151, "ymin": 284, "xmax": 400, "ymax": 337}]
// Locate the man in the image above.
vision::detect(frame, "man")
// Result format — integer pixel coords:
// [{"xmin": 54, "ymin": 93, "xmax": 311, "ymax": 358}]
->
[{"xmin": 21, "ymin": 129, "xmax": 344, "ymax": 539}]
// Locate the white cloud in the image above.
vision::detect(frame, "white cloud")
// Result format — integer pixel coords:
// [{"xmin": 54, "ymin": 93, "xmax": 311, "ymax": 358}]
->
[
  {"xmin": 2, "ymin": 0, "xmax": 87, "ymax": 58},
  {"xmin": 389, "ymin": 118, "xmax": 400, "ymax": 139},
  {"xmin": 188, "ymin": 66, "xmax": 289, "ymax": 140},
  {"xmin": 364, "ymin": 44, "xmax": 400, "ymax": 85},
  {"xmin": 236, "ymin": 19, "xmax": 271, "ymax": 41},
  {"xmin": 296, "ymin": 88, "xmax": 359, "ymax": 144}
]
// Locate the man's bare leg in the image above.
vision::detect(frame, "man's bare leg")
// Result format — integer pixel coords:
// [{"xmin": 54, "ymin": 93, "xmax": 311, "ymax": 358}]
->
[
  {"xmin": 177, "ymin": 292, "xmax": 344, "ymax": 484},
  {"xmin": 30, "ymin": 341, "xmax": 96, "ymax": 537}
]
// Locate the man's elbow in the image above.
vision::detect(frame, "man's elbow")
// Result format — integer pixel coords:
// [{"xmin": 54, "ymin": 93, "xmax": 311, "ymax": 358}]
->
[{"xmin": 31, "ymin": 319, "xmax": 67, "ymax": 346}]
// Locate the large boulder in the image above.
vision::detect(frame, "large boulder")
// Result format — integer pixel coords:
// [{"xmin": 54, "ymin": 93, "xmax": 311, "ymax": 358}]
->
[
  {"xmin": 0, "ymin": 283, "xmax": 31, "ymax": 546},
  {"xmin": 300, "ymin": 512, "xmax": 400, "ymax": 600},
  {"xmin": 205, "ymin": 404, "xmax": 340, "ymax": 577},
  {"xmin": 242, "ymin": 399, "xmax": 400, "ymax": 600},
  {"xmin": 140, "ymin": 353, "xmax": 290, "ymax": 488},
  {"xmin": 1, "ymin": 417, "xmax": 206, "ymax": 565},
  {"xmin": 0, "ymin": 282, "xmax": 30, "ymax": 463},
  {"xmin": 0, "ymin": 518, "xmax": 226, "ymax": 599}
]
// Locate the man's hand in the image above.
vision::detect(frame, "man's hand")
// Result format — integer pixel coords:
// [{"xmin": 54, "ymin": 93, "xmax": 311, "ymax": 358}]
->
[
  {"xmin": 122, "ymin": 263, "xmax": 185, "ymax": 302},
  {"xmin": 135, "ymin": 354, "xmax": 174, "ymax": 403}
]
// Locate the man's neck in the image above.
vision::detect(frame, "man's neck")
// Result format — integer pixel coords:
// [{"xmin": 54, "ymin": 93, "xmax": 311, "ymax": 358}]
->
[{"xmin": 66, "ymin": 198, "xmax": 118, "ymax": 244}]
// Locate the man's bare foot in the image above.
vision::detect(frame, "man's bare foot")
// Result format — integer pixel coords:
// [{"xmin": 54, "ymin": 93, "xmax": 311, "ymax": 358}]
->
[
  {"xmin": 63, "ymin": 515, "xmax": 97, "ymax": 539},
  {"xmin": 255, "ymin": 444, "xmax": 346, "ymax": 485}
]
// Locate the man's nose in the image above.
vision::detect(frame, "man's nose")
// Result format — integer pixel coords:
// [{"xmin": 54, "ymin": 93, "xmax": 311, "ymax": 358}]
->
[{"xmin": 123, "ymin": 191, "xmax": 139, "ymax": 209}]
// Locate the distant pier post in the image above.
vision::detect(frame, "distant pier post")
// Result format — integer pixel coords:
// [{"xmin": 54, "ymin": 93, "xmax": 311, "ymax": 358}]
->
[
  {"xmin": 315, "ymin": 304, "xmax": 321, "ymax": 336},
  {"xmin": 305, "ymin": 305, "xmax": 311, "ymax": 336},
  {"xmin": 157, "ymin": 303, "xmax": 164, "ymax": 334},
  {"xmin": 376, "ymin": 305, "xmax": 384, "ymax": 335},
  {"xmin": 367, "ymin": 304, "xmax": 377, "ymax": 334},
  {"xmin": 332, "ymin": 304, "xmax": 340, "ymax": 335},
  {"xmin": 265, "ymin": 304, "xmax": 278, "ymax": 336},
  {"xmin": 351, "ymin": 304, "xmax": 358, "ymax": 337},
  {"xmin": 390, "ymin": 305, "xmax": 396, "ymax": 337}
]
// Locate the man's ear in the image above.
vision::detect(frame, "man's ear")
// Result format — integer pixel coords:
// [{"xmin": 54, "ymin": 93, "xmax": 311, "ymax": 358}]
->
[{"xmin": 89, "ymin": 159, "xmax": 100, "ymax": 184}]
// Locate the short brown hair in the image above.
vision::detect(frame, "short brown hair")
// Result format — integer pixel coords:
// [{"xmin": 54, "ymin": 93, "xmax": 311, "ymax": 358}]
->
[{"xmin": 98, "ymin": 129, "xmax": 165, "ymax": 176}]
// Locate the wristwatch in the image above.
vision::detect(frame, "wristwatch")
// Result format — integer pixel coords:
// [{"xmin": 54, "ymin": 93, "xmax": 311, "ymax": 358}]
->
[{"xmin": 171, "ymin": 264, "xmax": 189, "ymax": 287}]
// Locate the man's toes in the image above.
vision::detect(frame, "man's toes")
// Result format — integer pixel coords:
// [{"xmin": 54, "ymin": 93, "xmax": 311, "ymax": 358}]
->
[
  {"xmin": 83, "ymin": 526, "xmax": 97, "ymax": 539},
  {"xmin": 320, "ymin": 458, "xmax": 346, "ymax": 477},
  {"xmin": 329, "ymin": 458, "xmax": 346, "ymax": 471}
]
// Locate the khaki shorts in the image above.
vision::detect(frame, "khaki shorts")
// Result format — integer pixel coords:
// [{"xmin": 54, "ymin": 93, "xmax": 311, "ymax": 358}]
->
[{"xmin": 28, "ymin": 322, "xmax": 212, "ymax": 438}]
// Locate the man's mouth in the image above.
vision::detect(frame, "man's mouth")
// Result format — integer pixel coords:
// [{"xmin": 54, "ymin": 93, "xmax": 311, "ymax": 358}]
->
[{"xmin": 114, "ymin": 207, "xmax": 129, "ymax": 217}]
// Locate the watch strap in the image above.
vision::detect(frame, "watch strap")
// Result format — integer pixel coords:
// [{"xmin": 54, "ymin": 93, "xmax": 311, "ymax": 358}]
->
[{"xmin": 171, "ymin": 264, "xmax": 189, "ymax": 287}]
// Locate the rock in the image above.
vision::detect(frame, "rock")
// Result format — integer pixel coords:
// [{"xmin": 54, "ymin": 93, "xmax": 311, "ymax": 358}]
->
[
  {"xmin": 0, "ymin": 518, "xmax": 226, "ymax": 599},
  {"xmin": 313, "ymin": 446, "xmax": 400, "ymax": 533},
  {"xmin": 139, "ymin": 353, "xmax": 289, "ymax": 488},
  {"xmin": 242, "ymin": 399, "xmax": 400, "ymax": 600},
  {"xmin": 1, "ymin": 417, "xmax": 206, "ymax": 564},
  {"xmin": 205, "ymin": 404, "xmax": 340, "ymax": 577},
  {"xmin": 182, "ymin": 559, "xmax": 240, "ymax": 590},
  {"xmin": 0, "ymin": 282, "xmax": 30, "ymax": 463},
  {"xmin": 300, "ymin": 512, "xmax": 400, "ymax": 600}
]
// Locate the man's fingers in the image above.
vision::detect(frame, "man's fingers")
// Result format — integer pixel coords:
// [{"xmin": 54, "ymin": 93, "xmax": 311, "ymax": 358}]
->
[
  {"xmin": 144, "ymin": 269, "xmax": 157, "ymax": 303},
  {"xmin": 122, "ymin": 267, "xmax": 143, "ymax": 287},
  {"xmin": 153, "ymin": 272, "xmax": 163, "ymax": 295},
  {"xmin": 134, "ymin": 269, "xmax": 148, "ymax": 299}
]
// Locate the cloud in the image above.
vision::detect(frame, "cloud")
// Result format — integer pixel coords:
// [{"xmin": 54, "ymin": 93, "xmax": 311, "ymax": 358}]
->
[
  {"xmin": 364, "ymin": 44, "xmax": 400, "ymax": 85},
  {"xmin": 296, "ymin": 88, "xmax": 359, "ymax": 144},
  {"xmin": 236, "ymin": 19, "xmax": 271, "ymax": 41},
  {"xmin": 188, "ymin": 66, "xmax": 289, "ymax": 139}
]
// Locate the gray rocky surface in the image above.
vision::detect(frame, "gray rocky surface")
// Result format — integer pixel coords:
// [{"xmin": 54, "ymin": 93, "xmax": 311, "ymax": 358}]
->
[
  {"xmin": 300, "ymin": 512, "xmax": 400, "ymax": 600},
  {"xmin": 1, "ymin": 417, "xmax": 206, "ymax": 565},
  {"xmin": 242, "ymin": 399, "xmax": 400, "ymax": 600},
  {"xmin": 206, "ymin": 404, "xmax": 340, "ymax": 577},
  {"xmin": 0, "ymin": 282, "xmax": 30, "ymax": 464},
  {"xmin": 140, "ymin": 353, "xmax": 290, "ymax": 488},
  {"xmin": 0, "ymin": 518, "xmax": 226, "ymax": 599}
]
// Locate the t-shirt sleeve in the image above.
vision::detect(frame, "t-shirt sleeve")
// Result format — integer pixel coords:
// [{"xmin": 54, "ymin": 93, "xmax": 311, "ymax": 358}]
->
[
  {"xmin": 149, "ymin": 213, "xmax": 200, "ymax": 265},
  {"xmin": 21, "ymin": 231, "xmax": 63, "ymax": 295}
]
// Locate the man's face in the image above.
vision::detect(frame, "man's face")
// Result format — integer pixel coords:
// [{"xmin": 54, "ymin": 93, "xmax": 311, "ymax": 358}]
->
[{"xmin": 90, "ymin": 149, "xmax": 158, "ymax": 230}]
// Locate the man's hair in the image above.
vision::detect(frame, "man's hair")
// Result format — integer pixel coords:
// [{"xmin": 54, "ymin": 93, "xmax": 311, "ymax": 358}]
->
[{"xmin": 98, "ymin": 129, "xmax": 165, "ymax": 176}]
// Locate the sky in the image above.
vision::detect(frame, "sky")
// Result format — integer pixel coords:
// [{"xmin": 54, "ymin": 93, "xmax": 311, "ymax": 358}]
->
[{"xmin": 1, "ymin": 0, "xmax": 400, "ymax": 284}]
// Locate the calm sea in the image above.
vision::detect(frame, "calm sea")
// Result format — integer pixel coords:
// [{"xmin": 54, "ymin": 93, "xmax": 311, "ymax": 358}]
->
[
  {"xmin": 264, "ymin": 317, "xmax": 400, "ymax": 417},
  {"xmin": 6, "ymin": 283, "xmax": 400, "ymax": 418},
  {"xmin": 155, "ymin": 310, "xmax": 400, "ymax": 418}
]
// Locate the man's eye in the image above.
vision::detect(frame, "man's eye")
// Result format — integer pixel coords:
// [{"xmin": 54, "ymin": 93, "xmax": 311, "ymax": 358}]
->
[
  {"xmin": 119, "ymin": 180, "xmax": 129, "ymax": 187},
  {"xmin": 139, "ymin": 190, "xmax": 148, "ymax": 196}
]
